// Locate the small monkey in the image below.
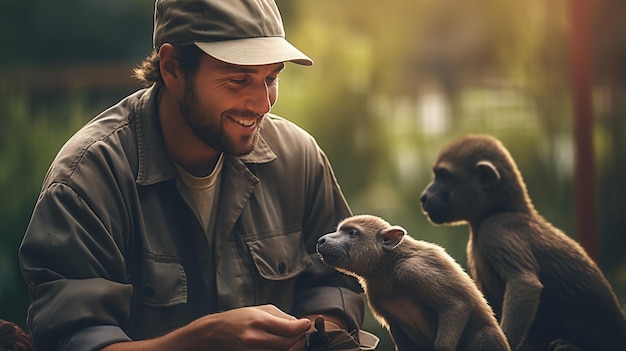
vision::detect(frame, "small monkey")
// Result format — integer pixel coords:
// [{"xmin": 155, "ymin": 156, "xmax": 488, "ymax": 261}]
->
[
  {"xmin": 420, "ymin": 134, "xmax": 626, "ymax": 351},
  {"xmin": 316, "ymin": 214, "xmax": 511, "ymax": 351}
]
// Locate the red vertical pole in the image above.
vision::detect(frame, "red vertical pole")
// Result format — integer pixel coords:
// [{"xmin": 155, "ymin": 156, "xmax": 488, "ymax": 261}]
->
[{"xmin": 568, "ymin": 0, "xmax": 598, "ymax": 260}]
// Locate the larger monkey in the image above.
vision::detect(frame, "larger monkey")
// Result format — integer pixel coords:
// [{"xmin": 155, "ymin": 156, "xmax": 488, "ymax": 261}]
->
[
  {"xmin": 316, "ymin": 214, "xmax": 511, "ymax": 351},
  {"xmin": 420, "ymin": 134, "xmax": 626, "ymax": 351}
]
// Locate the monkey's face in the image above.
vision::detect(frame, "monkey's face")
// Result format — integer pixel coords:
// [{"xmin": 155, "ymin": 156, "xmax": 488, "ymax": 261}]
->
[
  {"xmin": 420, "ymin": 159, "xmax": 498, "ymax": 226},
  {"xmin": 421, "ymin": 162, "xmax": 467, "ymax": 225},
  {"xmin": 316, "ymin": 230, "xmax": 352, "ymax": 268},
  {"xmin": 316, "ymin": 215, "xmax": 405, "ymax": 278},
  {"xmin": 421, "ymin": 135, "xmax": 531, "ymax": 228}
]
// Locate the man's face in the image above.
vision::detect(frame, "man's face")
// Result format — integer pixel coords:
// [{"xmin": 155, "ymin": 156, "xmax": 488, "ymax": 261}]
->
[{"xmin": 179, "ymin": 54, "xmax": 284, "ymax": 156}]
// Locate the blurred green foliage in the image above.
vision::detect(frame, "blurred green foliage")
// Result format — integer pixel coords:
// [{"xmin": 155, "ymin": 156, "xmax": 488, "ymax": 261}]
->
[{"xmin": 1, "ymin": 0, "xmax": 625, "ymax": 349}]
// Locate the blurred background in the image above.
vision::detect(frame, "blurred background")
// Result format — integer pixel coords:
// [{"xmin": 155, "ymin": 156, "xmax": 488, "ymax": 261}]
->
[{"xmin": 1, "ymin": 0, "xmax": 625, "ymax": 349}]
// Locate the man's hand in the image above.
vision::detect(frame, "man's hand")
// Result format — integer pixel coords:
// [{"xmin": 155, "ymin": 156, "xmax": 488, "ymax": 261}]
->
[
  {"xmin": 102, "ymin": 305, "xmax": 312, "ymax": 351},
  {"xmin": 204, "ymin": 305, "xmax": 312, "ymax": 350}
]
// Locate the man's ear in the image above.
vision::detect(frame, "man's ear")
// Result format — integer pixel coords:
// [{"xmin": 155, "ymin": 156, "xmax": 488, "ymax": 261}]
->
[
  {"xmin": 381, "ymin": 226, "xmax": 406, "ymax": 250},
  {"xmin": 158, "ymin": 43, "xmax": 184, "ymax": 91}
]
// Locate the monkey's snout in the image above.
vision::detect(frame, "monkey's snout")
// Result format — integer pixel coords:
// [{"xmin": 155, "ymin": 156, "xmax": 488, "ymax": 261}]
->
[
  {"xmin": 316, "ymin": 237, "xmax": 326, "ymax": 252},
  {"xmin": 316, "ymin": 235, "xmax": 344, "ymax": 266},
  {"xmin": 420, "ymin": 193, "xmax": 432, "ymax": 217},
  {"xmin": 419, "ymin": 192, "xmax": 428, "ymax": 207}
]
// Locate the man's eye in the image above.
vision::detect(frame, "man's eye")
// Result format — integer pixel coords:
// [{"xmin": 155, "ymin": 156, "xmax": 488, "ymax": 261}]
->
[{"xmin": 229, "ymin": 78, "xmax": 247, "ymax": 85}]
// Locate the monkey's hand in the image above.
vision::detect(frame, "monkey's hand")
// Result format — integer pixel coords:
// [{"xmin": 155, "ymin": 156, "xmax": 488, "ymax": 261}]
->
[
  {"xmin": 549, "ymin": 339, "xmax": 583, "ymax": 351},
  {"xmin": 305, "ymin": 316, "xmax": 360, "ymax": 351}
]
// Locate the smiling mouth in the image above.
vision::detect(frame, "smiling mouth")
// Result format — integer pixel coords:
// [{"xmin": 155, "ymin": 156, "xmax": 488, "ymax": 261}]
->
[{"xmin": 230, "ymin": 115, "xmax": 257, "ymax": 128}]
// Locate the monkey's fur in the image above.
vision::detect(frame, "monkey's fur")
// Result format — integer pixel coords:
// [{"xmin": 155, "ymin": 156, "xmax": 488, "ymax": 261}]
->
[
  {"xmin": 420, "ymin": 134, "xmax": 626, "ymax": 351},
  {"xmin": 316, "ymin": 214, "xmax": 511, "ymax": 351},
  {"xmin": 0, "ymin": 320, "xmax": 34, "ymax": 351}
]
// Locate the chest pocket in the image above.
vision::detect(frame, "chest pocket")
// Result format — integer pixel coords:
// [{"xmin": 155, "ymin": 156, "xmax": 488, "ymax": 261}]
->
[
  {"xmin": 127, "ymin": 256, "xmax": 190, "ymax": 339},
  {"xmin": 138, "ymin": 256, "xmax": 187, "ymax": 306},
  {"xmin": 246, "ymin": 230, "xmax": 312, "ymax": 280}
]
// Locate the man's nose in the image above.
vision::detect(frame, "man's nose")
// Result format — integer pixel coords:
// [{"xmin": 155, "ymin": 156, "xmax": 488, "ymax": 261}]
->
[{"xmin": 245, "ymin": 81, "xmax": 272, "ymax": 115}]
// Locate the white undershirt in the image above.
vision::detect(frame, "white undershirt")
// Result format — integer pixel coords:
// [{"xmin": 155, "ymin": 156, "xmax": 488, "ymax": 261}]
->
[{"xmin": 174, "ymin": 154, "xmax": 224, "ymax": 233}]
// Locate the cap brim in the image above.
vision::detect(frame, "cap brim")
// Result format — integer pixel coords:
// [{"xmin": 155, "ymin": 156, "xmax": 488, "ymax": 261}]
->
[{"xmin": 194, "ymin": 37, "xmax": 313, "ymax": 66}]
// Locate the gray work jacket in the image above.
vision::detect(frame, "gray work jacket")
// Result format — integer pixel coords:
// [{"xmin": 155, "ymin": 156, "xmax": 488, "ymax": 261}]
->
[{"xmin": 19, "ymin": 86, "xmax": 364, "ymax": 351}]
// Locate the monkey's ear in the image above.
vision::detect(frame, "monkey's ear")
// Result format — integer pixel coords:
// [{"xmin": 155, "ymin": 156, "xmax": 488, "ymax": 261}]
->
[
  {"xmin": 476, "ymin": 160, "xmax": 500, "ymax": 188},
  {"xmin": 381, "ymin": 226, "xmax": 406, "ymax": 250}
]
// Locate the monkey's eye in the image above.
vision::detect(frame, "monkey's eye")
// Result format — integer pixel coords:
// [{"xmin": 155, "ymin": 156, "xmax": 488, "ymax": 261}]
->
[
  {"xmin": 348, "ymin": 229, "xmax": 359, "ymax": 238},
  {"xmin": 434, "ymin": 169, "xmax": 452, "ymax": 183}
]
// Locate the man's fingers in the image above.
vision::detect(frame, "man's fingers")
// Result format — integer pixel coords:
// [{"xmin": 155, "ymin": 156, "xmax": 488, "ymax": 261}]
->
[
  {"xmin": 249, "ymin": 305, "xmax": 311, "ymax": 337},
  {"xmin": 257, "ymin": 304, "xmax": 296, "ymax": 319},
  {"xmin": 264, "ymin": 314, "xmax": 311, "ymax": 337}
]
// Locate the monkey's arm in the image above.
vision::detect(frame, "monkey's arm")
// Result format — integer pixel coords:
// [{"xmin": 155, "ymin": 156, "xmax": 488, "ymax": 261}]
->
[
  {"xmin": 434, "ymin": 303, "xmax": 471, "ymax": 351},
  {"xmin": 402, "ymin": 254, "xmax": 471, "ymax": 350},
  {"xmin": 480, "ymin": 222, "xmax": 543, "ymax": 350},
  {"xmin": 386, "ymin": 319, "xmax": 422, "ymax": 351},
  {"xmin": 500, "ymin": 273, "xmax": 543, "ymax": 350}
]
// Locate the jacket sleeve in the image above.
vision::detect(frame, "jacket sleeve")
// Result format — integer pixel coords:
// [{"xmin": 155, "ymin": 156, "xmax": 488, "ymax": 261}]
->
[
  {"xmin": 293, "ymin": 144, "xmax": 365, "ymax": 331},
  {"xmin": 19, "ymin": 182, "xmax": 133, "ymax": 350}
]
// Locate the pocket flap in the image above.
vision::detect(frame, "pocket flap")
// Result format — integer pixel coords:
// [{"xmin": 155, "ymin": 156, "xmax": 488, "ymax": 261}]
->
[
  {"xmin": 246, "ymin": 231, "xmax": 312, "ymax": 280},
  {"xmin": 140, "ymin": 257, "xmax": 187, "ymax": 307}
]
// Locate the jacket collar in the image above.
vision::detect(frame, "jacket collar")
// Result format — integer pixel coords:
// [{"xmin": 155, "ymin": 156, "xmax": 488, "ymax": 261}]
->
[
  {"xmin": 134, "ymin": 85, "xmax": 277, "ymax": 186},
  {"xmin": 239, "ymin": 132, "xmax": 277, "ymax": 164}
]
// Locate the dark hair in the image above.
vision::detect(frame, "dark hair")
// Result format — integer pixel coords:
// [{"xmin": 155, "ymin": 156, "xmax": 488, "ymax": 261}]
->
[{"xmin": 133, "ymin": 45, "xmax": 204, "ymax": 87}]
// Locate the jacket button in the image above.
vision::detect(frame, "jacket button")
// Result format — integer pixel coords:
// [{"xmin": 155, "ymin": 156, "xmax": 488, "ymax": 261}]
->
[{"xmin": 278, "ymin": 262, "xmax": 286, "ymax": 274}]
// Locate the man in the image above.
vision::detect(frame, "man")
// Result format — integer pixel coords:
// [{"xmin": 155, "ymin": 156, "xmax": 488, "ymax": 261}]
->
[{"xmin": 19, "ymin": 0, "xmax": 368, "ymax": 350}]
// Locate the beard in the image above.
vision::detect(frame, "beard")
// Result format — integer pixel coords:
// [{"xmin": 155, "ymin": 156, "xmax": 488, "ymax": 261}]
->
[{"xmin": 179, "ymin": 81, "xmax": 262, "ymax": 156}]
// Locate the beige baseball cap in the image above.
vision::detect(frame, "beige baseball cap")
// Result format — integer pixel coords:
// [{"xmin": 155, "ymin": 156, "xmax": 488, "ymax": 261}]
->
[{"xmin": 153, "ymin": 0, "xmax": 313, "ymax": 66}]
